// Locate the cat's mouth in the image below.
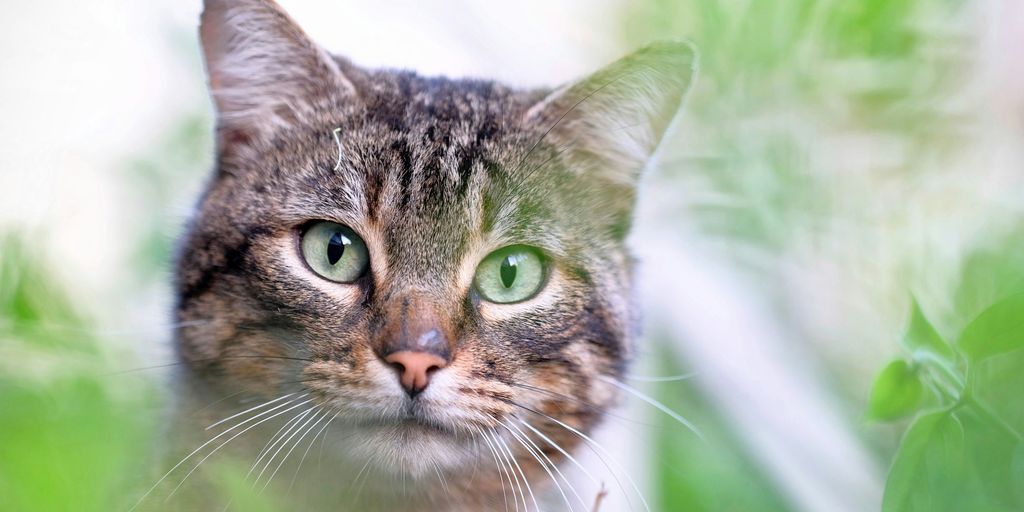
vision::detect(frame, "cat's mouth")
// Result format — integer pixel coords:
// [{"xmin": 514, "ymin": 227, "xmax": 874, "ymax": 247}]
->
[
  {"xmin": 342, "ymin": 411, "xmax": 481, "ymax": 476},
  {"xmin": 354, "ymin": 415, "xmax": 454, "ymax": 436}
]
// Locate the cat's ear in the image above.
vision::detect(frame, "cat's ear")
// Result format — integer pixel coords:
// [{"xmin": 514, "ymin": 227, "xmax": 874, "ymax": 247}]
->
[
  {"xmin": 199, "ymin": 0, "xmax": 354, "ymax": 145},
  {"xmin": 525, "ymin": 42, "xmax": 697, "ymax": 186}
]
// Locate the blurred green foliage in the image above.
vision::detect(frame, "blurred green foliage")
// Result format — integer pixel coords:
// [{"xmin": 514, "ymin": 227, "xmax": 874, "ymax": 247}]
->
[
  {"xmin": 622, "ymin": 0, "xmax": 1023, "ymax": 510},
  {"xmin": 869, "ymin": 290, "xmax": 1024, "ymax": 510},
  {"xmin": 0, "ymin": 234, "xmax": 157, "ymax": 511}
]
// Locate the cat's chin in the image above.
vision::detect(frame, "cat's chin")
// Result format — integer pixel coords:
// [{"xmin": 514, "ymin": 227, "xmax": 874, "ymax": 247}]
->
[{"xmin": 343, "ymin": 418, "xmax": 477, "ymax": 477}]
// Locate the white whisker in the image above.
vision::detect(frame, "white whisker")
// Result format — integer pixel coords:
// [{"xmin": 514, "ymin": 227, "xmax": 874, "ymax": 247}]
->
[
  {"xmin": 507, "ymin": 418, "xmax": 587, "ymax": 512},
  {"xmin": 599, "ymin": 375, "xmax": 704, "ymax": 440},
  {"xmin": 494, "ymin": 429, "xmax": 538, "ymax": 511},
  {"xmin": 489, "ymin": 429, "xmax": 526, "ymax": 512},
  {"xmin": 623, "ymin": 372, "xmax": 698, "ymax": 383},
  {"xmin": 165, "ymin": 398, "xmax": 315, "ymax": 502},
  {"xmin": 247, "ymin": 406, "xmax": 309, "ymax": 477},
  {"xmin": 289, "ymin": 410, "xmax": 339, "ymax": 493},
  {"xmin": 518, "ymin": 418, "xmax": 598, "ymax": 486},
  {"xmin": 206, "ymin": 392, "xmax": 297, "ymax": 431},
  {"xmin": 252, "ymin": 407, "xmax": 317, "ymax": 489},
  {"xmin": 260, "ymin": 409, "xmax": 326, "ymax": 493},
  {"xmin": 432, "ymin": 460, "xmax": 452, "ymax": 497},
  {"xmin": 128, "ymin": 393, "xmax": 307, "ymax": 511},
  {"xmin": 476, "ymin": 426, "xmax": 513, "ymax": 512},
  {"xmin": 531, "ymin": 409, "xmax": 649, "ymax": 512},
  {"xmin": 503, "ymin": 418, "xmax": 575, "ymax": 512}
]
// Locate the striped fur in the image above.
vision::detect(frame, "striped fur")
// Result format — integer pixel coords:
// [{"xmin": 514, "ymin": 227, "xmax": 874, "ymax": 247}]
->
[{"xmin": 171, "ymin": 0, "xmax": 693, "ymax": 509}]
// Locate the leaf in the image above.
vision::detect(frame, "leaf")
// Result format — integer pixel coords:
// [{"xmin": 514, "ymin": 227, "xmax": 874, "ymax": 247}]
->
[
  {"xmin": 902, "ymin": 297, "xmax": 955, "ymax": 363},
  {"xmin": 958, "ymin": 293, "xmax": 1024, "ymax": 362},
  {"xmin": 883, "ymin": 406, "xmax": 1023, "ymax": 512},
  {"xmin": 955, "ymin": 406, "xmax": 1023, "ymax": 509},
  {"xmin": 1012, "ymin": 443, "xmax": 1024, "ymax": 506},
  {"xmin": 867, "ymin": 360, "xmax": 924, "ymax": 421},
  {"xmin": 884, "ymin": 409, "xmax": 970, "ymax": 512},
  {"xmin": 883, "ymin": 411, "xmax": 966, "ymax": 512}
]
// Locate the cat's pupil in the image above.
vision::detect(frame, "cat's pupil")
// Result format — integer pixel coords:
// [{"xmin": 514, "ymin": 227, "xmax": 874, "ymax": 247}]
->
[
  {"xmin": 327, "ymin": 232, "xmax": 348, "ymax": 265},
  {"xmin": 500, "ymin": 256, "xmax": 517, "ymax": 288}
]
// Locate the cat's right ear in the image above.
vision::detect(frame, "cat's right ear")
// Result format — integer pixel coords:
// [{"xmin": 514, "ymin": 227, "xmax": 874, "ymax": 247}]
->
[{"xmin": 199, "ymin": 0, "xmax": 355, "ymax": 149}]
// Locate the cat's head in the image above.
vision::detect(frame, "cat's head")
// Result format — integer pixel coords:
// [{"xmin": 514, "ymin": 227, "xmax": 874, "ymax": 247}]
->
[{"xmin": 176, "ymin": 0, "xmax": 693, "ymax": 477}]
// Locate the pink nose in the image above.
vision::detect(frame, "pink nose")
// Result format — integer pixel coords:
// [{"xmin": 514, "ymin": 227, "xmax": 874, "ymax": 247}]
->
[{"xmin": 384, "ymin": 351, "xmax": 447, "ymax": 395}]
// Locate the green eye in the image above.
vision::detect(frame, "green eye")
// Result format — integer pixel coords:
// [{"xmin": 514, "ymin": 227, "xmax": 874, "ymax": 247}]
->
[
  {"xmin": 300, "ymin": 222, "xmax": 369, "ymax": 283},
  {"xmin": 474, "ymin": 246, "xmax": 546, "ymax": 304}
]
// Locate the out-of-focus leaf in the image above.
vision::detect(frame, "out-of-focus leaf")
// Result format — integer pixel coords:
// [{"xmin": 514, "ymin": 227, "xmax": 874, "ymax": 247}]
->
[
  {"xmin": 883, "ymin": 406, "xmax": 1023, "ymax": 512},
  {"xmin": 902, "ymin": 297, "xmax": 955, "ymax": 363},
  {"xmin": 883, "ymin": 411, "xmax": 965, "ymax": 512},
  {"xmin": 958, "ymin": 293, "xmax": 1024, "ymax": 362},
  {"xmin": 1012, "ymin": 443, "xmax": 1024, "ymax": 506},
  {"xmin": 953, "ymin": 232, "xmax": 1024, "ymax": 330},
  {"xmin": 954, "ymin": 406, "xmax": 1023, "ymax": 510},
  {"xmin": 867, "ymin": 360, "xmax": 925, "ymax": 421}
]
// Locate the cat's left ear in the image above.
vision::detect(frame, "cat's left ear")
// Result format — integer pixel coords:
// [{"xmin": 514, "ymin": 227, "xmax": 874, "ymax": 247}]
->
[{"xmin": 525, "ymin": 41, "xmax": 697, "ymax": 186}]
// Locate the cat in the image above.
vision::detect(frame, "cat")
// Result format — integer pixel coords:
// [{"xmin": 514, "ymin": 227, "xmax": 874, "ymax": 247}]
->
[{"xmin": 162, "ymin": 0, "xmax": 694, "ymax": 509}]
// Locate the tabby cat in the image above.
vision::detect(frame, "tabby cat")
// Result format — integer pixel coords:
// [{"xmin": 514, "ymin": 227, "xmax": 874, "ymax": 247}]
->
[{"xmin": 163, "ymin": 0, "xmax": 694, "ymax": 509}]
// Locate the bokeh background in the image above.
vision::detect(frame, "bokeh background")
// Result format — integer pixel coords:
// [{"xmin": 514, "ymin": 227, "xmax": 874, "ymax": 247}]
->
[{"xmin": 2, "ymin": 1, "xmax": 1023, "ymax": 511}]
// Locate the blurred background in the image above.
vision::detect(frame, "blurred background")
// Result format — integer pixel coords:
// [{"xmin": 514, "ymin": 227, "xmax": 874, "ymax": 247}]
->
[{"xmin": 2, "ymin": 0, "xmax": 1023, "ymax": 511}]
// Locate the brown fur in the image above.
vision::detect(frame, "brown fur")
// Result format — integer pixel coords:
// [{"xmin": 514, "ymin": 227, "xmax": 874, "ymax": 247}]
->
[{"xmin": 166, "ymin": 0, "xmax": 694, "ymax": 509}]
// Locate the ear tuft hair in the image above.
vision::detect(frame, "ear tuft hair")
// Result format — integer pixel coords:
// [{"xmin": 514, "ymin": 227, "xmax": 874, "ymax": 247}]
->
[{"xmin": 526, "ymin": 41, "xmax": 697, "ymax": 186}]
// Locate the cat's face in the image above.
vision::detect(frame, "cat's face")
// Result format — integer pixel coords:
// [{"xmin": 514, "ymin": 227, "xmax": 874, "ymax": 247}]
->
[{"xmin": 176, "ymin": 0, "xmax": 692, "ymax": 480}]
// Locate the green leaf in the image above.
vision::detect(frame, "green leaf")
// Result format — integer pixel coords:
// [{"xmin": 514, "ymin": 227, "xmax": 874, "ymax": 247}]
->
[
  {"xmin": 867, "ymin": 360, "xmax": 924, "ymax": 421},
  {"xmin": 883, "ymin": 411, "xmax": 966, "ymax": 512},
  {"xmin": 958, "ymin": 293, "xmax": 1024, "ymax": 362},
  {"xmin": 883, "ymin": 406, "xmax": 1024, "ymax": 512},
  {"xmin": 1012, "ymin": 443, "xmax": 1024, "ymax": 506},
  {"xmin": 902, "ymin": 297, "xmax": 955, "ymax": 363}
]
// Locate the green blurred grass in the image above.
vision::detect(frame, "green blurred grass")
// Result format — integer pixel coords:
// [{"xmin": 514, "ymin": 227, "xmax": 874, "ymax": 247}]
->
[{"xmin": 0, "ymin": 235, "xmax": 158, "ymax": 511}]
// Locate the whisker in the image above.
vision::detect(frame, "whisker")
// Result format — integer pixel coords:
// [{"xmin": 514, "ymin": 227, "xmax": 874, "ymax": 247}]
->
[
  {"xmin": 510, "ymin": 382, "xmax": 661, "ymax": 429},
  {"xmin": 489, "ymin": 429, "xmax": 526, "ymax": 512},
  {"xmin": 349, "ymin": 456, "xmax": 375, "ymax": 505},
  {"xmin": 106, "ymin": 355, "xmax": 314, "ymax": 376},
  {"xmin": 518, "ymin": 418, "xmax": 598, "ymax": 486},
  {"xmin": 598, "ymin": 376, "xmax": 704, "ymax": 441},
  {"xmin": 251, "ymin": 407, "xmax": 317, "ymax": 488},
  {"xmin": 517, "ymin": 417, "xmax": 629, "ymax": 512},
  {"xmin": 432, "ymin": 460, "xmax": 452, "ymax": 497},
  {"xmin": 246, "ymin": 407, "xmax": 312, "ymax": 479},
  {"xmin": 502, "ymin": 418, "xmax": 576, "ymax": 512},
  {"xmin": 507, "ymin": 418, "xmax": 588, "ymax": 512},
  {"xmin": 622, "ymin": 372, "xmax": 698, "ymax": 383},
  {"xmin": 259, "ymin": 409, "xmax": 326, "ymax": 494},
  {"xmin": 511, "ymin": 402, "xmax": 649, "ymax": 512},
  {"xmin": 207, "ymin": 392, "xmax": 297, "ymax": 431},
  {"xmin": 0, "ymin": 318, "xmax": 211, "ymax": 337},
  {"xmin": 128, "ymin": 393, "xmax": 306, "ymax": 511},
  {"xmin": 164, "ymin": 397, "xmax": 315, "ymax": 503},
  {"xmin": 493, "ymin": 429, "xmax": 538, "ymax": 511},
  {"xmin": 476, "ymin": 426, "xmax": 513, "ymax": 512},
  {"xmin": 288, "ymin": 410, "xmax": 339, "ymax": 494}
]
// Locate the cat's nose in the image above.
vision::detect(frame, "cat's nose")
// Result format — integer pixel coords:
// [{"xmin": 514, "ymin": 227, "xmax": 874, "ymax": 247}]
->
[
  {"xmin": 383, "ymin": 350, "xmax": 447, "ymax": 395},
  {"xmin": 375, "ymin": 293, "xmax": 455, "ymax": 397}
]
